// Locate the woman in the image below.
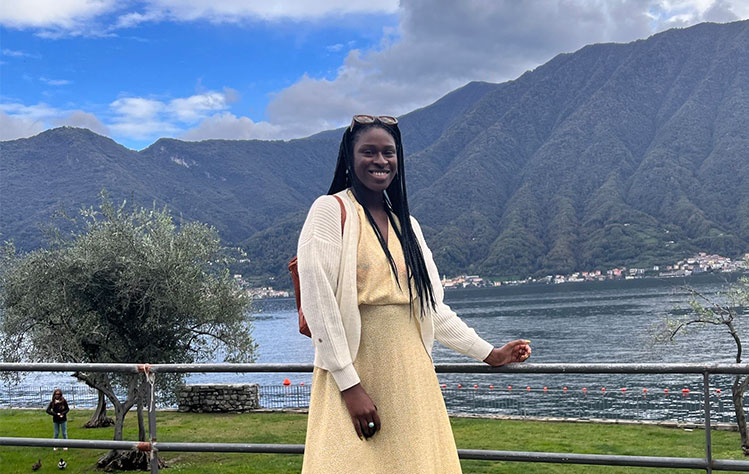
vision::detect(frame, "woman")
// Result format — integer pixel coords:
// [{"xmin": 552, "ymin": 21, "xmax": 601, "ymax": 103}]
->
[
  {"xmin": 46, "ymin": 388, "xmax": 69, "ymax": 450},
  {"xmin": 297, "ymin": 115, "xmax": 531, "ymax": 473}
]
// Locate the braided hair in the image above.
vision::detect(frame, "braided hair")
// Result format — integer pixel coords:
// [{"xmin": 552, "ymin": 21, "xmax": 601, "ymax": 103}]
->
[{"xmin": 327, "ymin": 121, "xmax": 436, "ymax": 315}]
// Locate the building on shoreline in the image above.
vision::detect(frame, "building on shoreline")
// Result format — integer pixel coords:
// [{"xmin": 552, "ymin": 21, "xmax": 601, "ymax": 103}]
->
[
  {"xmin": 441, "ymin": 274, "xmax": 500, "ymax": 289},
  {"xmin": 441, "ymin": 252, "xmax": 749, "ymax": 290},
  {"xmin": 233, "ymin": 274, "xmax": 290, "ymax": 299}
]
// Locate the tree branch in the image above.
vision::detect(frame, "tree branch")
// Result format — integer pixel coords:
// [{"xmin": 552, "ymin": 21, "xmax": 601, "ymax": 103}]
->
[{"xmin": 73, "ymin": 371, "xmax": 121, "ymax": 410}]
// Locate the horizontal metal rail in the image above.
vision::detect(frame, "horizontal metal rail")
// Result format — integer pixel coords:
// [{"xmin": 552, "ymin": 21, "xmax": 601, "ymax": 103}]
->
[
  {"xmin": 4, "ymin": 361, "xmax": 749, "ymax": 374},
  {"xmin": 2, "ymin": 362, "xmax": 749, "ymax": 473}
]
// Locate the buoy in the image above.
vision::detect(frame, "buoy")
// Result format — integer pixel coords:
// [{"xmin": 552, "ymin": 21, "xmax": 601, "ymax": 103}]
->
[
  {"xmin": 300, "ymin": 382, "xmax": 304, "ymax": 386},
  {"xmin": 716, "ymin": 389, "xmax": 722, "ymax": 394},
  {"xmin": 283, "ymin": 378, "xmax": 291, "ymax": 386},
  {"xmin": 489, "ymin": 385, "xmax": 494, "ymax": 390},
  {"xmin": 601, "ymin": 387, "xmax": 606, "ymax": 392},
  {"xmin": 543, "ymin": 386, "xmax": 548, "ymax": 392},
  {"xmin": 441, "ymin": 384, "xmax": 447, "ymax": 388},
  {"xmin": 473, "ymin": 384, "xmax": 478, "ymax": 389},
  {"xmin": 526, "ymin": 386, "xmax": 531, "ymax": 392},
  {"xmin": 620, "ymin": 388, "xmax": 627, "ymax": 392},
  {"xmin": 457, "ymin": 384, "xmax": 462, "ymax": 389},
  {"xmin": 643, "ymin": 388, "xmax": 648, "ymax": 393},
  {"xmin": 664, "ymin": 388, "xmax": 669, "ymax": 394},
  {"xmin": 563, "ymin": 386, "xmax": 568, "ymax": 392},
  {"xmin": 507, "ymin": 385, "xmax": 512, "ymax": 391},
  {"xmin": 582, "ymin": 387, "xmax": 588, "ymax": 393},
  {"xmin": 682, "ymin": 388, "xmax": 690, "ymax": 394}
]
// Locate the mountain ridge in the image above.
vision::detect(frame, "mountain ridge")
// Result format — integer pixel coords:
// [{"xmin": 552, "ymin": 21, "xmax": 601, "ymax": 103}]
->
[{"xmin": 2, "ymin": 20, "xmax": 748, "ymax": 286}]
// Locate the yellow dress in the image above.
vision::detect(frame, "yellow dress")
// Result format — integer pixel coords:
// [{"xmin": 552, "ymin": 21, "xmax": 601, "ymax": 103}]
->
[{"xmin": 301, "ymin": 193, "xmax": 462, "ymax": 473}]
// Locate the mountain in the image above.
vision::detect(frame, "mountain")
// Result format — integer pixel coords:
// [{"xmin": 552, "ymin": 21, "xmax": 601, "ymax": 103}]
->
[{"xmin": 2, "ymin": 21, "xmax": 748, "ymax": 286}]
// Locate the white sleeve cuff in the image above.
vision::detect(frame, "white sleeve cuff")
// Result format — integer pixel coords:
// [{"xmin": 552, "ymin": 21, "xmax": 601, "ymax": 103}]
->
[
  {"xmin": 331, "ymin": 363, "xmax": 361, "ymax": 391},
  {"xmin": 466, "ymin": 339, "xmax": 494, "ymax": 362}
]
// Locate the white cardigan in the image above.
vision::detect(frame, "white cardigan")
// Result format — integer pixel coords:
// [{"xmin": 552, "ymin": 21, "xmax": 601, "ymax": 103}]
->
[{"xmin": 297, "ymin": 189, "xmax": 494, "ymax": 391}]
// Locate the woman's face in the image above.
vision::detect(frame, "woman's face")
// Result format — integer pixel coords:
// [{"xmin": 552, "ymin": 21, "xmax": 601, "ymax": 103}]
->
[
  {"xmin": 54, "ymin": 390, "xmax": 62, "ymax": 399},
  {"xmin": 352, "ymin": 127, "xmax": 397, "ymax": 194}
]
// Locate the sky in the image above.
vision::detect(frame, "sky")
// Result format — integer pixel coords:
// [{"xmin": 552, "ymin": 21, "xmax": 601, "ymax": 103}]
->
[{"xmin": 1, "ymin": 0, "xmax": 748, "ymax": 150}]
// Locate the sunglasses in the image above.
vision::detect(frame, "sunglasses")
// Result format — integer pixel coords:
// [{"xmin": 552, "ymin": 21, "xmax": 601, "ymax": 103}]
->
[{"xmin": 349, "ymin": 115, "xmax": 398, "ymax": 131}]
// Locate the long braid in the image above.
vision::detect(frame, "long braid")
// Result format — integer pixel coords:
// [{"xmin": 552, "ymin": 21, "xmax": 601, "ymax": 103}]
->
[{"xmin": 327, "ymin": 122, "xmax": 436, "ymax": 315}]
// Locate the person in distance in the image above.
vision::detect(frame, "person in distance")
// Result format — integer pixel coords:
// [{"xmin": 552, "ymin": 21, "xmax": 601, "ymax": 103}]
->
[
  {"xmin": 46, "ymin": 388, "xmax": 70, "ymax": 450},
  {"xmin": 297, "ymin": 114, "xmax": 531, "ymax": 473}
]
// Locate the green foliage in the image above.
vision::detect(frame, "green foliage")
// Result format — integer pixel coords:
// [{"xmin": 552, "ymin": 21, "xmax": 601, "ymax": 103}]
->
[
  {"xmin": 1, "ymin": 192, "xmax": 256, "ymax": 367},
  {"xmin": 0, "ymin": 193, "xmax": 256, "ymax": 447}
]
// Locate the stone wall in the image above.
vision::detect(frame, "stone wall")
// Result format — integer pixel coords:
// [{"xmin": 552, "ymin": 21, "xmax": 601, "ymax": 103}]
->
[{"xmin": 176, "ymin": 384, "xmax": 259, "ymax": 413}]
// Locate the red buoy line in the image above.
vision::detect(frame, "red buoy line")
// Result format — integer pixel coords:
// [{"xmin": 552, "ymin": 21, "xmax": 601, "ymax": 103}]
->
[{"xmin": 276, "ymin": 379, "xmax": 726, "ymax": 396}]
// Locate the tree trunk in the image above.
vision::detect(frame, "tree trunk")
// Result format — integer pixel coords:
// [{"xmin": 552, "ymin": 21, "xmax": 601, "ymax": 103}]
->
[
  {"xmin": 733, "ymin": 375, "xmax": 749, "ymax": 455},
  {"xmin": 84, "ymin": 390, "xmax": 114, "ymax": 428},
  {"xmin": 112, "ymin": 404, "xmax": 126, "ymax": 441},
  {"xmin": 97, "ymin": 450, "xmax": 161, "ymax": 471},
  {"xmin": 137, "ymin": 393, "xmax": 147, "ymax": 442},
  {"xmin": 96, "ymin": 376, "xmax": 166, "ymax": 471}
]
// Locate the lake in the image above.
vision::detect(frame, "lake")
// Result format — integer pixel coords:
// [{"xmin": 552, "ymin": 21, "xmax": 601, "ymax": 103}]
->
[{"xmin": 5, "ymin": 273, "xmax": 747, "ymax": 421}]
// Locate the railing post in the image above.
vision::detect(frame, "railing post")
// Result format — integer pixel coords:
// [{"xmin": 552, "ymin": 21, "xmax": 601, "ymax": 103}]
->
[
  {"xmin": 142, "ymin": 366, "xmax": 159, "ymax": 474},
  {"xmin": 703, "ymin": 371, "xmax": 713, "ymax": 473}
]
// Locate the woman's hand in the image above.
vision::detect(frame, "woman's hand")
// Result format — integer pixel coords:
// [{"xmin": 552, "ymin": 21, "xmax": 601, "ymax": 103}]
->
[
  {"xmin": 341, "ymin": 383, "xmax": 380, "ymax": 440},
  {"xmin": 483, "ymin": 339, "xmax": 531, "ymax": 367}
]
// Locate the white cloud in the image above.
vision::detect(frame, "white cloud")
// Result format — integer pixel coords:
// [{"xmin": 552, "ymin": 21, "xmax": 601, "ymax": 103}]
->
[
  {"xmin": 109, "ymin": 118, "xmax": 180, "ymax": 140},
  {"xmin": 1, "ymin": 0, "xmax": 398, "ymax": 32},
  {"xmin": 181, "ymin": 112, "xmax": 286, "ymax": 141},
  {"xmin": 261, "ymin": 0, "xmax": 749, "ymax": 137},
  {"xmin": 0, "ymin": 101, "xmax": 66, "ymax": 121},
  {"xmin": 54, "ymin": 110, "xmax": 110, "ymax": 136},
  {"xmin": 0, "ymin": 88, "xmax": 254, "ymax": 143},
  {"xmin": 110, "ymin": 97, "xmax": 165, "ymax": 120},
  {"xmin": 0, "ymin": 0, "xmax": 116, "ymax": 29},
  {"xmin": 648, "ymin": 0, "xmax": 740, "ymax": 25},
  {"xmin": 40, "ymin": 76, "xmax": 72, "ymax": 86},
  {"xmin": 169, "ymin": 91, "xmax": 229, "ymax": 122},
  {"xmin": 0, "ymin": 102, "xmax": 112, "ymax": 140},
  {"xmin": 124, "ymin": 0, "xmax": 399, "ymax": 24},
  {"xmin": 0, "ymin": 110, "xmax": 45, "ymax": 140},
  {"xmin": 107, "ymin": 89, "xmax": 239, "ymax": 140},
  {"xmin": 2, "ymin": 48, "xmax": 40, "ymax": 58}
]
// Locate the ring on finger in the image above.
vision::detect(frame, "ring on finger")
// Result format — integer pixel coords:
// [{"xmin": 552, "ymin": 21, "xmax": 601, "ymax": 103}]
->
[{"xmin": 367, "ymin": 421, "xmax": 375, "ymax": 429}]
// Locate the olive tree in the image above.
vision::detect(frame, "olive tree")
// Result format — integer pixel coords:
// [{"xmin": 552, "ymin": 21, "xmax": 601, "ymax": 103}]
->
[
  {"xmin": 655, "ymin": 272, "xmax": 749, "ymax": 454},
  {"xmin": 0, "ymin": 195, "xmax": 256, "ymax": 469}
]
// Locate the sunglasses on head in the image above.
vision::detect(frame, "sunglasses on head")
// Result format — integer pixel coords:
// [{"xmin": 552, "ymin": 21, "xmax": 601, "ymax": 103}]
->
[{"xmin": 349, "ymin": 115, "xmax": 398, "ymax": 131}]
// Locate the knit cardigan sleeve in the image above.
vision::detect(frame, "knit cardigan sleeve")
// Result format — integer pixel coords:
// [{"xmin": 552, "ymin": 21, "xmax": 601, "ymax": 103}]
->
[
  {"xmin": 297, "ymin": 195, "xmax": 360, "ymax": 391},
  {"xmin": 411, "ymin": 217, "xmax": 494, "ymax": 361}
]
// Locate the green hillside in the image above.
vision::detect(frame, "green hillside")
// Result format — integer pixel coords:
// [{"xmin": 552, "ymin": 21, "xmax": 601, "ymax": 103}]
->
[{"xmin": 1, "ymin": 21, "xmax": 747, "ymax": 286}]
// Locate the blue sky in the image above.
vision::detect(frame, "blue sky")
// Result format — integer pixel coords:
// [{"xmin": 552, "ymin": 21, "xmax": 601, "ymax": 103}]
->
[{"xmin": 1, "ymin": 0, "xmax": 747, "ymax": 150}]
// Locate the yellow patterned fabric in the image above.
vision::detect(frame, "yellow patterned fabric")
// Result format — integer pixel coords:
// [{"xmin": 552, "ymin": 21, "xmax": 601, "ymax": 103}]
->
[
  {"xmin": 352, "ymin": 191, "xmax": 412, "ymax": 306},
  {"xmin": 301, "ymin": 195, "xmax": 462, "ymax": 473}
]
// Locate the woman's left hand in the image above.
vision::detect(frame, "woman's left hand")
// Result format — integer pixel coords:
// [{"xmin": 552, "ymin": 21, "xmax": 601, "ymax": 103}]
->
[{"xmin": 483, "ymin": 339, "xmax": 531, "ymax": 367}]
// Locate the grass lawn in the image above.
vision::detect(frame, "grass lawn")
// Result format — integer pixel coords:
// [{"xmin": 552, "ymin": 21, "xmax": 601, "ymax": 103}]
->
[{"xmin": 0, "ymin": 409, "xmax": 746, "ymax": 473}]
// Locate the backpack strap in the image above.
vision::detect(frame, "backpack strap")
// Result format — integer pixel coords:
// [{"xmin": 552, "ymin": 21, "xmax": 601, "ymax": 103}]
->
[
  {"xmin": 332, "ymin": 194, "xmax": 346, "ymax": 234},
  {"xmin": 291, "ymin": 193, "xmax": 347, "ymax": 338}
]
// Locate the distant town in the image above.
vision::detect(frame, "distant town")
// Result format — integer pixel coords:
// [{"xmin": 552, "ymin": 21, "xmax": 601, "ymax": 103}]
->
[
  {"xmin": 234, "ymin": 252, "xmax": 749, "ymax": 298},
  {"xmin": 441, "ymin": 252, "xmax": 749, "ymax": 289},
  {"xmin": 233, "ymin": 277, "xmax": 291, "ymax": 299}
]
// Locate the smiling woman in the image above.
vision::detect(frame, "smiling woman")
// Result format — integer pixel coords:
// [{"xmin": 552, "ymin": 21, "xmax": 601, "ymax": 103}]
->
[{"xmin": 295, "ymin": 115, "xmax": 531, "ymax": 473}]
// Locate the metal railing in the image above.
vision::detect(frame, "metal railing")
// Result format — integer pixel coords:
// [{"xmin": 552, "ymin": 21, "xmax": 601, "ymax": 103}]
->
[{"xmin": 2, "ymin": 362, "xmax": 749, "ymax": 473}]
